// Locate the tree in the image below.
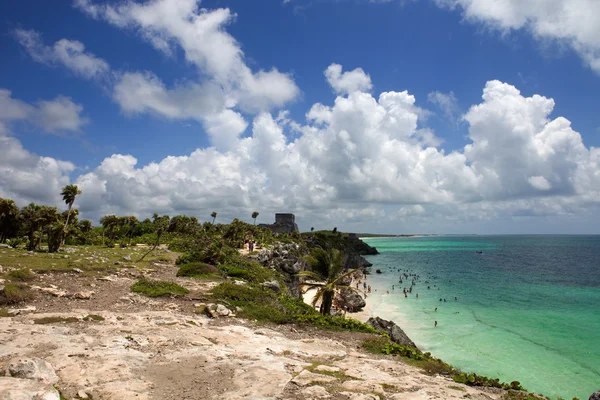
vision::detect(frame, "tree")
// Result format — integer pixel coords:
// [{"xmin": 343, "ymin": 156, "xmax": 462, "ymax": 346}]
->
[
  {"xmin": 332, "ymin": 227, "xmax": 337, "ymax": 234},
  {"xmin": 211, "ymin": 211, "xmax": 217, "ymax": 224},
  {"xmin": 100, "ymin": 215, "xmax": 119, "ymax": 246},
  {"xmin": 311, "ymin": 227, "xmax": 314, "ymax": 232},
  {"xmin": 60, "ymin": 185, "xmax": 82, "ymax": 245},
  {"xmin": 0, "ymin": 198, "xmax": 20, "ymax": 243},
  {"xmin": 251, "ymin": 211, "xmax": 259, "ymax": 225},
  {"xmin": 138, "ymin": 214, "xmax": 170, "ymax": 261},
  {"xmin": 297, "ymin": 248, "xmax": 358, "ymax": 315}
]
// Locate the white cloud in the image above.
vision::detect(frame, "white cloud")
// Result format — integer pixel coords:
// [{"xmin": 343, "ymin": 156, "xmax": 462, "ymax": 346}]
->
[
  {"xmin": 325, "ymin": 63, "xmax": 373, "ymax": 95},
  {"xmin": 14, "ymin": 29, "xmax": 110, "ymax": 80},
  {"xmin": 0, "ymin": 131, "xmax": 75, "ymax": 206},
  {"xmin": 75, "ymin": 0, "xmax": 299, "ymax": 111},
  {"xmin": 65, "ymin": 75, "xmax": 600, "ymax": 229},
  {"xmin": 0, "ymin": 89, "xmax": 88, "ymax": 135},
  {"xmin": 433, "ymin": 0, "xmax": 600, "ymax": 74},
  {"xmin": 428, "ymin": 91, "xmax": 460, "ymax": 124}
]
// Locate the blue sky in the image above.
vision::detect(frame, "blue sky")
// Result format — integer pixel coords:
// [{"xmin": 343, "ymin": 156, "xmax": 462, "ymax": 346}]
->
[{"xmin": 1, "ymin": 0, "xmax": 600, "ymax": 233}]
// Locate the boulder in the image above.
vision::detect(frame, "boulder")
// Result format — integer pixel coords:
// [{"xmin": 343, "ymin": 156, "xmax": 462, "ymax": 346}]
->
[
  {"xmin": 366, "ymin": 317, "xmax": 418, "ymax": 349},
  {"xmin": 589, "ymin": 390, "xmax": 600, "ymax": 400},
  {"xmin": 122, "ymin": 255, "xmax": 131, "ymax": 261},
  {"xmin": 261, "ymin": 280, "xmax": 281, "ymax": 292},
  {"xmin": 4, "ymin": 357, "xmax": 59, "ymax": 385},
  {"xmin": 0, "ymin": 377, "xmax": 60, "ymax": 400},
  {"xmin": 72, "ymin": 291, "xmax": 94, "ymax": 300},
  {"xmin": 335, "ymin": 288, "xmax": 366, "ymax": 312}
]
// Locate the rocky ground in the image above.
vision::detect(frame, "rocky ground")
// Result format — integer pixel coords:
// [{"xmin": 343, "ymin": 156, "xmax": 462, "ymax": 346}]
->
[{"xmin": 0, "ymin": 246, "xmax": 525, "ymax": 399}]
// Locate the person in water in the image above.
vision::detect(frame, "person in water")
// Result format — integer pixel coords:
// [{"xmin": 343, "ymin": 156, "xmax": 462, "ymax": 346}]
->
[
  {"xmin": 434, "ymin": 307, "xmax": 437, "ymax": 312},
  {"xmin": 434, "ymin": 321, "xmax": 438, "ymax": 327}
]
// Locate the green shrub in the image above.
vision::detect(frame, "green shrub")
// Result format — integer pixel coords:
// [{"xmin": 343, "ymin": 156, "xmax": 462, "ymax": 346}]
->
[
  {"xmin": 0, "ymin": 283, "xmax": 35, "ymax": 305},
  {"xmin": 131, "ymin": 278, "xmax": 189, "ymax": 297},
  {"xmin": 7, "ymin": 268, "xmax": 36, "ymax": 282},
  {"xmin": 177, "ymin": 262, "xmax": 222, "ymax": 279},
  {"xmin": 0, "ymin": 308, "xmax": 13, "ymax": 317},
  {"xmin": 34, "ymin": 316, "xmax": 79, "ymax": 324},
  {"xmin": 210, "ymin": 282, "xmax": 377, "ymax": 331}
]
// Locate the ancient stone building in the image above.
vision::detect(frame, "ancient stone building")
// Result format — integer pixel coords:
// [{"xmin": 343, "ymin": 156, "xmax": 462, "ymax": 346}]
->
[{"xmin": 259, "ymin": 213, "xmax": 299, "ymax": 234}]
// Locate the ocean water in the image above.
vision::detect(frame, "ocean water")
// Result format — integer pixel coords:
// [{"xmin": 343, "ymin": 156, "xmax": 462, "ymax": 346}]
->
[{"xmin": 360, "ymin": 235, "xmax": 600, "ymax": 400}]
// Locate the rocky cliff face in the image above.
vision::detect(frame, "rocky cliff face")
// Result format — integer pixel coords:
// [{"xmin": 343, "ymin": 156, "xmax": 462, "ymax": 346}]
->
[
  {"xmin": 367, "ymin": 317, "xmax": 418, "ymax": 349},
  {"xmin": 254, "ymin": 243, "xmax": 308, "ymax": 298}
]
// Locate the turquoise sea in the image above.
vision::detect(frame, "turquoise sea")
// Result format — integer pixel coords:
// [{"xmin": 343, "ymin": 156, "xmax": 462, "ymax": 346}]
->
[{"xmin": 361, "ymin": 235, "xmax": 600, "ymax": 400}]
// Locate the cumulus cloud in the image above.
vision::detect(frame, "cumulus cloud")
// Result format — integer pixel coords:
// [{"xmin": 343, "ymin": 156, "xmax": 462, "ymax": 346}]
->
[
  {"xmin": 325, "ymin": 63, "xmax": 373, "ymax": 94},
  {"xmin": 433, "ymin": 0, "xmax": 600, "ymax": 74},
  {"xmin": 0, "ymin": 89, "xmax": 88, "ymax": 135},
  {"xmin": 74, "ymin": 0, "xmax": 299, "ymax": 110},
  {"xmin": 14, "ymin": 29, "xmax": 110, "ymax": 80},
  {"xmin": 65, "ymin": 75, "xmax": 600, "ymax": 228},
  {"xmin": 428, "ymin": 91, "xmax": 460, "ymax": 124}
]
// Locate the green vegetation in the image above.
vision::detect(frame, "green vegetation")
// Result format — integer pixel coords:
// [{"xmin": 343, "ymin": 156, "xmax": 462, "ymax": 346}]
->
[
  {"xmin": 298, "ymin": 247, "xmax": 358, "ymax": 315},
  {"xmin": 176, "ymin": 262, "xmax": 222, "ymax": 279},
  {"xmin": 0, "ymin": 282, "xmax": 35, "ymax": 305},
  {"xmin": 34, "ymin": 316, "xmax": 79, "ymax": 324},
  {"xmin": 7, "ymin": 268, "xmax": 36, "ymax": 282},
  {"xmin": 361, "ymin": 337, "xmax": 543, "ymax": 395},
  {"xmin": 131, "ymin": 278, "xmax": 189, "ymax": 297},
  {"xmin": 210, "ymin": 282, "xmax": 375, "ymax": 332},
  {"xmin": 0, "ymin": 308, "xmax": 13, "ymax": 317}
]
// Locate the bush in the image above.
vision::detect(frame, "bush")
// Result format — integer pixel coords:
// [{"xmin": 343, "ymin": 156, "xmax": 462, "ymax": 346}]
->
[
  {"xmin": 131, "ymin": 279, "xmax": 189, "ymax": 297},
  {"xmin": 210, "ymin": 282, "xmax": 377, "ymax": 332},
  {"xmin": 7, "ymin": 268, "xmax": 36, "ymax": 282},
  {"xmin": 0, "ymin": 283, "xmax": 35, "ymax": 305},
  {"xmin": 177, "ymin": 262, "xmax": 222, "ymax": 279}
]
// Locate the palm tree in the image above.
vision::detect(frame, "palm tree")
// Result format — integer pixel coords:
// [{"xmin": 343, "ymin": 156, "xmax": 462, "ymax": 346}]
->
[
  {"xmin": 297, "ymin": 247, "xmax": 358, "ymax": 315},
  {"xmin": 0, "ymin": 198, "xmax": 20, "ymax": 243},
  {"xmin": 138, "ymin": 214, "xmax": 169, "ymax": 262},
  {"xmin": 211, "ymin": 211, "xmax": 217, "ymax": 224},
  {"xmin": 251, "ymin": 211, "xmax": 259, "ymax": 225},
  {"xmin": 311, "ymin": 227, "xmax": 314, "ymax": 232},
  {"xmin": 60, "ymin": 184, "xmax": 82, "ymax": 245}
]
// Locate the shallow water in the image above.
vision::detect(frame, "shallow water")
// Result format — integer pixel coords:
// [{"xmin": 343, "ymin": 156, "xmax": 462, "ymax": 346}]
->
[{"xmin": 361, "ymin": 235, "xmax": 600, "ymax": 400}]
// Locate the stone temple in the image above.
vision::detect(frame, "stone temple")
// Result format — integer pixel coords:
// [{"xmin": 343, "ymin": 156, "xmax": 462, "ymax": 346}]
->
[{"xmin": 259, "ymin": 213, "xmax": 299, "ymax": 234}]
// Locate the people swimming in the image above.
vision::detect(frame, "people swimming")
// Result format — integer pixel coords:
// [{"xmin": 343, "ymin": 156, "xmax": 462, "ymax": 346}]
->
[{"xmin": 434, "ymin": 320, "xmax": 438, "ymax": 327}]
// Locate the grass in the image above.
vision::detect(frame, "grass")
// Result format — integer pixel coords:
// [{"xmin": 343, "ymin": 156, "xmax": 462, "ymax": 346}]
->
[
  {"xmin": 131, "ymin": 278, "xmax": 189, "ymax": 297},
  {"xmin": 176, "ymin": 262, "xmax": 223, "ymax": 279},
  {"xmin": 0, "ymin": 245, "xmax": 179, "ymax": 275},
  {"xmin": 0, "ymin": 282, "xmax": 35, "ymax": 305},
  {"xmin": 6, "ymin": 268, "xmax": 36, "ymax": 281},
  {"xmin": 305, "ymin": 362, "xmax": 356, "ymax": 381},
  {"xmin": 0, "ymin": 308, "xmax": 13, "ymax": 317},
  {"xmin": 210, "ymin": 282, "xmax": 376, "ymax": 332},
  {"xmin": 34, "ymin": 316, "xmax": 79, "ymax": 324},
  {"xmin": 34, "ymin": 314, "xmax": 105, "ymax": 324},
  {"xmin": 361, "ymin": 337, "xmax": 533, "ymax": 393}
]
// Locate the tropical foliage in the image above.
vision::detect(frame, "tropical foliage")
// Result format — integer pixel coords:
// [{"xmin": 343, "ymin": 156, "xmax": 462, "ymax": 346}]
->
[{"xmin": 298, "ymin": 247, "xmax": 358, "ymax": 315}]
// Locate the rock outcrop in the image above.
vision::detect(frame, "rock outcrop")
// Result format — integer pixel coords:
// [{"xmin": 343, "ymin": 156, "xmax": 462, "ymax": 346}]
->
[
  {"xmin": 589, "ymin": 390, "xmax": 600, "ymax": 400},
  {"xmin": 367, "ymin": 317, "xmax": 418, "ymax": 349},
  {"xmin": 255, "ymin": 243, "xmax": 308, "ymax": 298},
  {"xmin": 1, "ymin": 357, "xmax": 61, "ymax": 400},
  {"xmin": 335, "ymin": 288, "xmax": 366, "ymax": 312}
]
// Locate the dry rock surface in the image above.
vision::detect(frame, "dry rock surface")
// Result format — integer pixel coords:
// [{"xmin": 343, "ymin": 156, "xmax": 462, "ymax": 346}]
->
[{"xmin": 0, "ymin": 308, "xmax": 512, "ymax": 400}]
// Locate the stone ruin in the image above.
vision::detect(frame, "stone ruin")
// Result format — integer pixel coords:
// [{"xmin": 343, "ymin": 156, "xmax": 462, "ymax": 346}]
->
[{"xmin": 259, "ymin": 213, "xmax": 299, "ymax": 234}]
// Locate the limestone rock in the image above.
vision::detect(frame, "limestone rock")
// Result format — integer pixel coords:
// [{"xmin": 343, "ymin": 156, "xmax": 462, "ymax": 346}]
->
[
  {"xmin": 341, "ymin": 380, "xmax": 385, "ymax": 396},
  {"xmin": 0, "ymin": 377, "xmax": 60, "ymax": 400},
  {"xmin": 73, "ymin": 291, "xmax": 94, "ymax": 300},
  {"xmin": 300, "ymin": 385, "xmax": 331, "ymax": 398},
  {"xmin": 5, "ymin": 357, "xmax": 59, "ymax": 385},
  {"xmin": 590, "ymin": 390, "xmax": 600, "ymax": 400},
  {"xmin": 261, "ymin": 280, "xmax": 281, "ymax": 292},
  {"xmin": 39, "ymin": 287, "xmax": 67, "ymax": 297},
  {"xmin": 339, "ymin": 392, "xmax": 380, "ymax": 400},
  {"xmin": 77, "ymin": 389, "xmax": 89, "ymax": 399},
  {"xmin": 72, "ymin": 268, "xmax": 84, "ymax": 273},
  {"xmin": 335, "ymin": 288, "xmax": 366, "ymax": 312},
  {"xmin": 291, "ymin": 370, "xmax": 336, "ymax": 386},
  {"xmin": 122, "ymin": 255, "xmax": 131, "ymax": 261},
  {"xmin": 366, "ymin": 317, "xmax": 418, "ymax": 349}
]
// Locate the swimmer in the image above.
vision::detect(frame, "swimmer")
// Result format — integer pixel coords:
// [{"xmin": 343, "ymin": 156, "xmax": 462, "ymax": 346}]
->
[
  {"xmin": 434, "ymin": 307, "xmax": 437, "ymax": 312},
  {"xmin": 434, "ymin": 321, "xmax": 438, "ymax": 327}
]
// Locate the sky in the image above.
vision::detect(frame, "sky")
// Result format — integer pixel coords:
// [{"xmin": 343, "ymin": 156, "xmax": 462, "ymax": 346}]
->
[{"xmin": 1, "ymin": 0, "xmax": 600, "ymax": 234}]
